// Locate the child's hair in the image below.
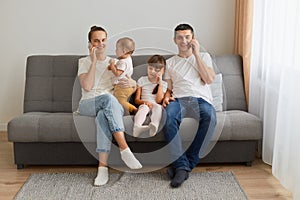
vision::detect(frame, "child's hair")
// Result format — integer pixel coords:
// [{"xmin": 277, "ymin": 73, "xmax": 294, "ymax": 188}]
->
[
  {"xmin": 117, "ymin": 37, "xmax": 135, "ymax": 55},
  {"xmin": 147, "ymin": 55, "xmax": 166, "ymax": 94},
  {"xmin": 147, "ymin": 55, "xmax": 166, "ymax": 70},
  {"xmin": 88, "ymin": 26, "xmax": 107, "ymax": 42}
]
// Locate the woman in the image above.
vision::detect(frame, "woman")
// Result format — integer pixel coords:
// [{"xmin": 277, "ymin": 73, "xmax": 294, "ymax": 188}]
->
[{"xmin": 77, "ymin": 26, "xmax": 142, "ymax": 186}]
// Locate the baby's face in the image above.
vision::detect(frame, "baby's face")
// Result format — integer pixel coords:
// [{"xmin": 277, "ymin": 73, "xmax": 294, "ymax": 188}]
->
[{"xmin": 115, "ymin": 43, "xmax": 124, "ymax": 58}]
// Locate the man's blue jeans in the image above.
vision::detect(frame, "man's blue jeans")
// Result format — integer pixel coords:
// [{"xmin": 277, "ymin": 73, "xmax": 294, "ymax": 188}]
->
[
  {"xmin": 78, "ymin": 93, "xmax": 125, "ymax": 153},
  {"xmin": 163, "ymin": 97, "xmax": 217, "ymax": 172}
]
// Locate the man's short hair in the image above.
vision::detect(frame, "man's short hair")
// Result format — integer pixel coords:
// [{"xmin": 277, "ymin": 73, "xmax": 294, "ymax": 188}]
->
[{"xmin": 174, "ymin": 23, "xmax": 194, "ymax": 36}]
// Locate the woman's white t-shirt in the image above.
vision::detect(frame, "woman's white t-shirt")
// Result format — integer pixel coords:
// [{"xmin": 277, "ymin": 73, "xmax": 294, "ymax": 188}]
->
[{"xmin": 78, "ymin": 56, "xmax": 115, "ymax": 100}]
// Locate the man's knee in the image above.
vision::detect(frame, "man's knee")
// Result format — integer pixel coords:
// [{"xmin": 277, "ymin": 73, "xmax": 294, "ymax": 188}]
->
[{"xmin": 202, "ymin": 106, "xmax": 217, "ymax": 126}]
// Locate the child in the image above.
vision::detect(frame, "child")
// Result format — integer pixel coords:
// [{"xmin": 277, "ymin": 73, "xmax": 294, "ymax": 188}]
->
[
  {"xmin": 133, "ymin": 55, "xmax": 168, "ymax": 137},
  {"xmin": 108, "ymin": 37, "xmax": 137, "ymax": 114}
]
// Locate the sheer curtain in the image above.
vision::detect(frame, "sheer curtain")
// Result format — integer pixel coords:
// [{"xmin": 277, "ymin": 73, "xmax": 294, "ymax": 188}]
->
[{"xmin": 249, "ymin": 0, "xmax": 300, "ymax": 199}]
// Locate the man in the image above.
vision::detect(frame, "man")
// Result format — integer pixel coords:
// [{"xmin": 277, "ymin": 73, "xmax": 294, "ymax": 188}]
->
[{"xmin": 162, "ymin": 23, "xmax": 217, "ymax": 188}]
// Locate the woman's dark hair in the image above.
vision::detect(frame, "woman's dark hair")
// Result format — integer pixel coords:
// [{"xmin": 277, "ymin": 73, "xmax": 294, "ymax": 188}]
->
[{"xmin": 88, "ymin": 26, "xmax": 107, "ymax": 42}]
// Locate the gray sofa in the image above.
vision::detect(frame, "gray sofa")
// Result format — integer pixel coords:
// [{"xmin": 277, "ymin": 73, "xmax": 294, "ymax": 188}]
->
[{"xmin": 7, "ymin": 54, "xmax": 262, "ymax": 169}]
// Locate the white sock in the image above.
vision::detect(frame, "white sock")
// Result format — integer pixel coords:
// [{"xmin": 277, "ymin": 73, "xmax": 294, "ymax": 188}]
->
[
  {"xmin": 120, "ymin": 148, "xmax": 142, "ymax": 169},
  {"xmin": 133, "ymin": 125, "xmax": 150, "ymax": 137},
  {"xmin": 149, "ymin": 122, "xmax": 158, "ymax": 137},
  {"xmin": 94, "ymin": 166, "xmax": 108, "ymax": 186}
]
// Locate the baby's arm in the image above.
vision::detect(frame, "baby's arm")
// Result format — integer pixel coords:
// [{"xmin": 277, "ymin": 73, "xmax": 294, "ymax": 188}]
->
[{"xmin": 108, "ymin": 59, "xmax": 124, "ymax": 77}]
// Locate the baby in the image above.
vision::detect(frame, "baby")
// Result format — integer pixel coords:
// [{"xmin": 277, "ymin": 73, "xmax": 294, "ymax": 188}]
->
[{"xmin": 108, "ymin": 37, "xmax": 137, "ymax": 114}]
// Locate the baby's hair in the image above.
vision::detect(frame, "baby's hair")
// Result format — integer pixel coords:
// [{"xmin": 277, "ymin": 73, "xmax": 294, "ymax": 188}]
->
[
  {"xmin": 147, "ymin": 54, "xmax": 166, "ymax": 70},
  {"xmin": 117, "ymin": 37, "xmax": 135, "ymax": 55},
  {"xmin": 88, "ymin": 26, "xmax": 107, "ymax": 42}
]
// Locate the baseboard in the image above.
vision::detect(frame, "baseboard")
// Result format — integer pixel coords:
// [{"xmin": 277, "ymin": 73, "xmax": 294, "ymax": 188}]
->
[{"xmin": 0, "ymin": 123, "xmax": 7, "ymax": 131}]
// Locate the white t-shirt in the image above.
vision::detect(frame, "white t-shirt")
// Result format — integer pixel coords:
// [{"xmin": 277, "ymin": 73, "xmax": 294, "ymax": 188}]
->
[
  {"xmin": 78, "ymin": 56, "xmax": 115, "ymax": 100},
  {"xmin": 164, "ymin": 52, "xmax": 213, "ymax": 104},
  {"xmin": 112, "ymin": 56, "xmax": 133, "ymax": 84},
  {"xmin": 137, "ymin": 76, "xmax": 168, "ymax": 103}
]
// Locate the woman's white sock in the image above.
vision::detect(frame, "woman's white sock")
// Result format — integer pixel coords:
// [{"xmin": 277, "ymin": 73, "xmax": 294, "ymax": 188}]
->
[
  {"xmin": 120, "ymin": 148, "xmax": 142, "ymax": 169},
  {"xmin": 94, "ymin": 166, "xmax": 108, "ymax": 186}
]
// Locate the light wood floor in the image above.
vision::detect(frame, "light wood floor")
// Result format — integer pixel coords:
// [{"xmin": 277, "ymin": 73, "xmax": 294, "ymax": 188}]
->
[{"xmin": 0, "ymin": 131, "xmax": 293, "ymax": 200}]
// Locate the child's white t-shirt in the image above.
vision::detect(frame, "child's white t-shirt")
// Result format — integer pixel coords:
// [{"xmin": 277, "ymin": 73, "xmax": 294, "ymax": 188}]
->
[
  {"xmin": 164, "ymin": 52, "xmax": 213, "ymax": 104},
  {"xmin": 137, "ymin": 76, "xmax": 168, "ymax": 103},
  {"xmin": 112, "ymin": 56, "xmax": 133, "ymax": 85}
]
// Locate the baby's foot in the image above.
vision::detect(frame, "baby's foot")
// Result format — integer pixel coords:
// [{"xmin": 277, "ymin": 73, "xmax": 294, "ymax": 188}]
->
[{"xmin": 120, "ymin": 148, "xmax": 142, "ymax": 169}]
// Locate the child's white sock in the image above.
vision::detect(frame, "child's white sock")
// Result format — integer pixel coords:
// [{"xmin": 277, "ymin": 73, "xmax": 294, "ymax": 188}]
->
[
  {"xmin": 133, "ymin": 125, "xmax": 149, "ymax": 137},
  {"xmin": 149, "ymin": 122, "xmax": 158, "ymax": 137},
  {"xmin": 94, "ymin": 166, "xmax": 108, "ymax": 186},
  {"xmin": 120, "ymin": 148, "xmax": 142, "ymax": 169}
]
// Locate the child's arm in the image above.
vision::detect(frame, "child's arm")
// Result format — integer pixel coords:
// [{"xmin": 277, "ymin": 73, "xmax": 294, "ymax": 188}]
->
[
  {"xmin": 108, "ymin": 59, "xmax": 124, "ymax": 77},
  {"xmin": 155, "ymin": 73, "xmax": 165, "ymax": 104},
  {"xmin": 134, "ymin": 87, "xmax": 153, "ymax": 108}
]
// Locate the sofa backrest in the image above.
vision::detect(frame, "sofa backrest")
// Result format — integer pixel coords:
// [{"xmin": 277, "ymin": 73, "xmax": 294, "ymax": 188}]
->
[
  {"xmin": 211, "ymin": 54, "xmax": 246, "ymax": 111},
  {"xmin": 23, "ymin": 54, "xmax": 246, "ymax": 113},
  {"xmin": 24, "ymin": 55, "xmax": 84, "ymax": 113}
]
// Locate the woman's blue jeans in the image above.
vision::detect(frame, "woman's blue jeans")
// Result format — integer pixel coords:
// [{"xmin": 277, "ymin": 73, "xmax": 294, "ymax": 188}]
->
[
  {"xmin": 163, "ymin": 97, "xmax": 217, "ymax": 172},
  {"xmin": 78, "ymin": 93, "xmax": 124, "ymax": 153}
]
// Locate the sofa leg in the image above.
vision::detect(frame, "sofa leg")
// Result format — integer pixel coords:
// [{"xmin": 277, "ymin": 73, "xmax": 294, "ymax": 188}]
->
[
  {"xmin": 245, "ymin": 161, "xmax": 252, "ymax": 167},
  {"xmin": 17, "ymin": 164, "xmax": 25, "ymax": 169}
]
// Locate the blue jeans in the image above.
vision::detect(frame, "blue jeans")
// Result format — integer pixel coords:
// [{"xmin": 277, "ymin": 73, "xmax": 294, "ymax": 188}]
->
[
  {"xmin": 163, "ymin": 97, "xmax": 217, "ymax": 172},
  {"xmin": 78, "ymin": 93, "xmax": 124, "ymax": 153}
]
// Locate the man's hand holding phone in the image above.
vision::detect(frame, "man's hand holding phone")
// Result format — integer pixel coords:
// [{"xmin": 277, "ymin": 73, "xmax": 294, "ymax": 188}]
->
[{"xmin": 189, "ymin": 39, "xmax": 200, "ymax": 55}]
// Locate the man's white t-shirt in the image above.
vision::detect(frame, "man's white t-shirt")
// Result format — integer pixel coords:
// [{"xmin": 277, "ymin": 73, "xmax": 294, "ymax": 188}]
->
[
  {"xmin": 78, "ymin": 56, "xmax": 115, "ymax": 100},
  {"xmin": 164, "ymin": 52, "xmax": 213, "ymax": 104},
  {"xmin": 137, "ymin": 76, "xmax": 168, "ymax": 103},
  {"xmin": 112, "ymin": 56, "xmax": 133, "ymax": 85}
]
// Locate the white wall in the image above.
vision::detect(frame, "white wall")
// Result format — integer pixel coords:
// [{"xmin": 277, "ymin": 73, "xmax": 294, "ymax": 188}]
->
[{"xmin": 0, "ymin": 0, "xmax": 235, "ymax": 130}]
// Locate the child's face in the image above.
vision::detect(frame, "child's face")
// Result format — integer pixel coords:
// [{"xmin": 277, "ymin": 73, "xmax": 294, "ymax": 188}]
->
[
  {"xmin": 115, "ymin": 42, "xmax": 125, "ymax": 58},
  {"xmin": 147, "ymin": 65, "xmax": 164, "ymax": 79}
]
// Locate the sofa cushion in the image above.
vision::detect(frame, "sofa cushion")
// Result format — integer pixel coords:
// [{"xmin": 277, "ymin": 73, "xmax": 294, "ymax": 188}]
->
[
  {"xmin": 8, "ymin": 112, "xmax": 81, "ymax": 142},
  {"xmin": 210, "ymin": 73, "xmax": 223, "ymax": 112},
  {"xmin": 8, "ymin": 111, "xmax": 262, "ymax": 143}
]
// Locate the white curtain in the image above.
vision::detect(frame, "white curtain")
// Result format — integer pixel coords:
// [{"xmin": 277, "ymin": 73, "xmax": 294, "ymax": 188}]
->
[{"xmin": 249, "ymin": 0, "xmax": 300, "ymax": 199}]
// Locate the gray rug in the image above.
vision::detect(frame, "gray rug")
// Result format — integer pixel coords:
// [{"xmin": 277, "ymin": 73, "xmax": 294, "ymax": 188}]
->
[{"xmin": 14, "ymin": 171, "xmax": 248, "ymax": 200}]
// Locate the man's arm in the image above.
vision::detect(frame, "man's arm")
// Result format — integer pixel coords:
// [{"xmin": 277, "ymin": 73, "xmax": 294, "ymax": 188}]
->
[
  {"xmin": 162, "ymin": 79, "xmax": 174, "ymax": 107},
  {"xmin": 191, "ymin": 39, "xmax": 215, "ymax": 84}
]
